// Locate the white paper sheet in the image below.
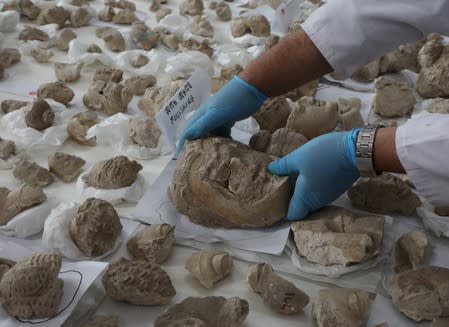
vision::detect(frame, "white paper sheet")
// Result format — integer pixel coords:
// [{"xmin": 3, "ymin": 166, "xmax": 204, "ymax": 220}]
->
[{"xmin": 417, "ymin": 203, "xmax": 449, "ymax": 238}]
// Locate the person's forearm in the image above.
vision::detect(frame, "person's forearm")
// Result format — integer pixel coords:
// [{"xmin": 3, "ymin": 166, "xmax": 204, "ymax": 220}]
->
[
  {"xmin": 239, "ymin": 29, "xmax": 332, "ymax": 97},
  {"xmin": 373, "ymin": 127, "xmax": 405, "ymax": 173}
]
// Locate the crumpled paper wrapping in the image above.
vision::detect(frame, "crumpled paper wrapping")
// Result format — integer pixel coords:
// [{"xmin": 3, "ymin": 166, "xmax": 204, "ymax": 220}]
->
[
  {"xmin": 148, "ymin": 14, "xmax": 189, "ymax": 36},
  {"xmin": 0, "ymin": 11, "xmax": 19, "ymax": 33},
  {"xmin": 68, "ymin": 39, "xmax": 113, "ymax": 65},
  {"xmin": 233, "ymin": 34, "xmax": 270, "ymax": 47},
  {"xmin": 0, "ymin": 197, "xmax": 56, "ymax": 238},
  {"xmin": 165, "ymin": 50, "xmax": 213, "ymax": 79},
  {"xmin": 115, "ymin": 49, "xmax": 166, "ymax": 76},
  {"xmin": 286, "ymin": 215, "xmax": 395, "ymax": 278},
  {"xmin": 0, "ymin": 150, "xmax": 27, "ymax": 170},
  {"xmin": 417, "ymin": 203, "xmax": 449, "ymax": 238},
  {"xmin": 215, "ymin": 44, "xmax": 255, "ymax": 68},
  {"xmin": 18, "ymin": 23, "xmax": 58, "ymax": 49},
  {"xmin": 42, "ymin": 201, "xmax": 123, "ymax": 260}
]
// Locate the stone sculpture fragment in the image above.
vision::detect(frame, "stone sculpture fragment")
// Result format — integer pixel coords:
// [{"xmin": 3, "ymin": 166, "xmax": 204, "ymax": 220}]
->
[
  {"xmin": 250, "ymin": 128, "xmax": 307, "ymax": 157},
  {"xmin": 125, "ymin": 75, "xmax": 157, "ymax": 96},
  {"xmin": 373, "ymin": 76, "xmax": 416, "ymax": 118},
  {"xmin": 0, "ymin": 138, "xmax": 15, "ymax": 159},
  {"xmin": 98, "ymin": 6, "xmax": 115, "ymax": 22},
  {"xmin": 179, "ymin": 0, "xmax": 204, "ymax": 15},
  {"xmin": 68, "ymin": 111, "xmax": 98, "ymax": 146},
  {"xmin": 0, "ymin": 185, "xmax": 46, "ymax": 225},
  {"xmin": 37, "ymin": 81, "xmax": 75, "ymax": 105},
  {"xmin": 55, "ymin": 29, "xmax": 76, "ymax": 51},
  {"xmin": 284, "ymin": 80, "xmax": 319, "ymax": 101},
  {"xmin": 380, "ymin": 41, "xmax": 420, "ymax": 74},
  {"xmin": 157, "ymin": 28, "xmax": 179, "ymax": 50},
  {"xmin": 96, "ymin": 27, "xmax": 126, "ymax": 52},
  {"xmin": 54, "ymin": 61, "xmax": 84, "ymax": 82},
  {"xmin": 231, "ymin": 15, "xmax": 271, "ymax": 37},
  {"xmin": 13, "ymin": 160, "xmax": 53, "ymax": 186},
  {"xmin": 11, "ymin": 0, "xmax": 41, "ymax": 19},
  {"xmin": 25, "ymin": 99, "xmax": 54, "ymax": 131},
  {"xmin": 1, "ymin": 99, "xmax": 27, "ymax": 113},
  {"xmin": 185, "ymin": 250, "xmax": 233, "ymax": 288},
  {"xmin": 252, "ymin": 96, "xmax": 291, "ymax": 133},
  {"xmin": 351, "ymin": 59, "xmax": 381, "ymax": 83},
  {"xmin": 128, "ymin": 116, "xmax": 161, "ymax": 148},
  {"xmin": 48, "ymin": 152, "xmax": 86, "ymax": 182},
  {"xmin": 338, "ymin": 97, "xmax": 364, "ymax": 130},
  {"xmin": 395, "ymin": 230, "xmax": 429, "ymax": 273}
]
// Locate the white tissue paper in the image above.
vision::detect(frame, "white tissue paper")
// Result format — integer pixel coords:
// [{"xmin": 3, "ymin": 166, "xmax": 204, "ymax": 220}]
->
[
  {"xmin": 417, "ymin": 203, "xmax": 449, "ymax": 238},
  {"xmin": 165, "ymin": 50, "xmax": 213, "ymax": 79},
  {"xmin": 76, "ymin": 170, "xmax": 145, "ymax": 205},
  {"xmin": 115, "ymin": 49, "xmax": 166, "ymax": 76},
  {"xmin": 34, "ymin": 0, "xmax": 58, "ymax": 10},
  {"xmin": 0, "ymin": 11, "xmax": 19, "ymax": 32},
  {"xmin": 68, "ymin": 39, "xmax": 113, "ymax": 65},
  {"xmin": 286, "ymin": 215, "xmax": 395, "ymax": 278},
  {"xmin": 0, "ymin": 197, "xmax": 56, "ymax": 238},
  {"xmin": 216, "ymin": 44, "xmax": 254, "ymax": 68},
  {"xmin": 42, "ymin": 201, "xmax": 123, "ymax": 260},
  {"xmin": 233, "ymin": 116, "xmax": 260, "ymax": 134},
  {"xmin": 19, "ymin": 23, "xmax": 58, "ymax": 49},
  {"xmin": 232, "ymin": 34, "xmax": 270, "ymax": 47},
  {"xmin": 86, "ymin": 112, "xmax": 171, "ymax": 160},
  {"xmin": 149, "ymin": 14, "xmax": 189, "ymax": 36}
]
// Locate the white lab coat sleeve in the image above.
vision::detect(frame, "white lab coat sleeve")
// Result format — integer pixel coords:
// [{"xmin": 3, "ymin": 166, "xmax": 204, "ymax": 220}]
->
[
  {"xmin": 396, "ymin": 114, "xmax": 449, "ymax": 206},
  {"xmin": 301, "ymin": 0, "xmax": 449, "ymax": 77}
]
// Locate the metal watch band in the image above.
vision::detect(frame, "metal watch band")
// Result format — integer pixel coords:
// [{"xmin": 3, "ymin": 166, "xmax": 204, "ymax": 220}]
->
[{"xmin": 356, "ymin": 125, "xmax": 379, "ymax": 177}]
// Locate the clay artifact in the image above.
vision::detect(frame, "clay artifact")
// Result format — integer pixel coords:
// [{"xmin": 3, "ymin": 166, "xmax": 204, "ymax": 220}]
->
[
  {"xmin": 37, "ymin": 81, "xmax": 75, "ymax": 105},
  {"xmin": 169, "ymin": 137, "xmax": 291, "ymax": 228},
  {"xmin": 185, "ymin": 250, "xmax": 233, "ymax": 288},
  {"xmin": 48, "ymin": 152, "xmax": 86, "ymax": 182},
  {"xmin": 70, "ymin": 198, "xmax": 122, "ymax": 257},
  {"xmin": 247, "ymin": 262, "xmax": 309, "ymax": 314},
  {"xmin": 13, "ymin": 160, "xmax": 53, "ymax": 186},
  {"xmin": 81, "ymin": 315, "xmax": 120, "ymax": 327},
  {"xmin": 0, "ymin": 48, "xmax": 20, "ymax": 68},
  {"xmin": 98, "ymin": 6, "xmax": 115, "ymax": 22},
  {"xmin": 125, "ymin": 75, "xmax": 157, "ymax": 96},
  {"xmin": 54, "ymin": 61, "xmax": 84, "ymax": 82},
  {"xmin": 252, "ymin": 96, "xmax": 291, "ymax": 133},
  {"xmin": 154, "ymin": 296, "xmax": 249, "ymax": 327},
  {"xmin": 221, "ymin": 64, "xmax": 243, "ymax": 80},
  {"xmin": 1, "ymin": 99, "xmax": 28, "ymax": 113},
  {"xmin": 102, "ymin": 258, "xmax": 176, "ymax": 305},
  {"xmin": 0, "ymin": 253, "xmax": 63, "ymax": 319},
  {"xmin": 0, "ymin": 137, "xmax": 15, "ymax": 159},
  {"xmin": 128, "ymin": 117, "xmax": 161, "ymax": 148},
  {"xmin": 55, "ymin": 29, "xmax": 77, "ymax": 51},
  {"xmin": 67, "ymin": 111, "xmax": 98, "ymax": 146},
  {"xmin": 231, "ymin": 15, "xmax": 271, "ymax": 37},
  {"xmin": 432, "ymin": 318, "xmax": 449, "ymax": 327},
  {"xmin": 127, "ymin": 224, "xmax": 175, "ymax": 263},
  {"xmin": 284, "ymin": 79, "xmax": 319, "ymax": 101},
  {"xmin": 87, "ymin": 44, "xmax": 102, "ymax": 53},
  {"xmin": 351, "ymin": 59, "xmax": 381, "ymax": 83},
  {"xmin": 8, "ymin": 0, "xmax": 41, "ymax": 20},
  {"xmin": 106, "ymin": 0, "xmax": 136, "ymax": 10},
  {"xmin": 291, "ymin": 206, "xmax": 385, "ymax": 266},
  {"xmin": 157, "ymin": 28, "xmax": 180, "ymax": 50},
  {"xmin": 82, "ymin": 155, "xmax": 142, "ymax": 189},
  {"xmin": 249, "ymin": 128, "xmax": 308, "ymax": 157},
  {"xmin": 181, "ymin": 37, "xmax": 214, "ymax": 57},
  {"xmin": 373, "ymin": 76, "xmax": 416, "ymax": 118},
  {"xmin": 83, "ymin": 81, "xmax": 132, "ymax": 115}
]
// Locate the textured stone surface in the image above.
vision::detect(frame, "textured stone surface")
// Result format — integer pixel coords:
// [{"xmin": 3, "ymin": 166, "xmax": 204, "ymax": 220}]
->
[
  {"xmin": 169, "ymin": 137, "xmax": 291, "ymax": 228},
  {"xmin": 0, "ymin": 48, "xmax": 20, "ymax": 68},
  {"xmin": 432, "ymin": 318, "xmax": 449, "ymax": 327},
  {"xmin": 81, "ymin": 315, "xmax": 120, "ymax": 327},
  {"xmin": 0, "ymin": 253, "xmax": 63, "ymax": 319},
  {"xmin": 13, "ymin": 160, "xmax": 53, "ymax": 187},
  {"xmin": 179, "ymin": 0, "xmax": 204, "ymax": 15},
  {"xmin": 25, "ymin": 100, "xmax": 54, "ymax": 131},
  {"xmin": 253, "ymin": 96, "xmax": 291, "ymax": 133},
  {"xmin": 231, "ymin": 15, "xmax": 270, "ymax": 37},
  {"xmin": 70, "ymin": 198, "xmax": 122, "ymax": 257},
  {"xmin": 0, "ymin": 258, "xmax": 15, "ymax": 279},
  {"xmin": 94, "ymin": 66, "xmax": 123, "ymax": 83},
  {"xmin": 1, "ymin": 99, "xmax": 28, "ymax": 113},
  {"xmin": 102, "ymin": 258, "xmax": 176, "ymax": 305},
  {"xmin": 54, "ymin": 61, "xmax": 84, "ymax": 82},
  {"xmin": 70, "ymin": 7, "xmax": 91, "ymax": 27},
  {"xmin": 154, "ymin": 296, "xmax": 249, "ymax": 327},
  {"xmin": 391, "ymin": 266, "xmax": 449, "ymax": 321},
  {"xmin": 247, "ymin": 263, "xmax": 309, "ymax": 314},
  {"xmin": 125, "ymin": 75, "xmax": 157, "ymax": 96},
  {"xmin": 284, "ymin": 80, "xmax": 319, "ymax": 101},
  {"xmin": 55, "ymin": 29, "xmax": 77, "ymax": 51},
  {"xmin": 373, "ymin": 76, "xmax": 416, "ymax": 118},
  {"xmin": 96, "ymin": 27, "xmax": 126, "ymax": 52},
  {"xmin": 127, "ymin": 224, "xmax": 175, "ymax": 263},
  {"xmin": 426, "ymin": 98, "xmax": 449, "ymax": 114},
  {"xmin": 291, "ymin": 206, "xmax": 385, "ymax": 266},
  {"xmin": 48, "ymin": 152, "xmax": 86, "ymax": 182},
  {"xmin": 250, "ymin": 128, "xmax": 307, "ymax": 157},
  {"xmin": 380, "ymin": 41, "xmax": 420, "ymax": 74},
  {"xmin": 0, "ymin": 138, "xmax": 15, "ymax": 159},
  {"xmin": 395, "ymin": 230, "xmax": 429, "ymax": 273},
  {"xmin": 216, "ymin": 2, "xmax": 231, "ymax": 21},
  {"xmin": 185, "ymin": 250, "xmax": 233, "ymax": 288},
  {"xmin": 0, "ymin": 185, "xmax": 46, "ymax": 225},
  {"xmin": 220, "ymin": 64, "xmax": 243, "ymax": 80},
  {"xmin": 83, "ymin": 81, "xmax": 132, "ymax": 115},
  {"xmin": 128, "ymin": 117, "xmax": 161, "ymax": 148},
  {"xmin": 130, "ymin": 22, "xmax": 159, "ymax": 50},
  {"xmin": 37, "ymin": 6, "xmax": 70, "ymax": 26},
  {"xmin": 338, "ymin": 97, "xmax": 364, "ymax": 130},
  {"xmin": 191, "ymin": 15, "xmax": 214, "ymax": 37},
  {"xmin": 138, "ymin": 80, "xmax": 184, "ymax": 116},
  {"xmin": 130, "ymin": 54, "xmax": 149, "ymax": 67},
  {"xmin": 351, "ymin": 59, "xmax": 381, "ymax": 83},
  {"xmin": 68, "ymin": 111, "xmax": 98, "ymax": 146},
  {"xmin": 29, "ymin": 47, "xmax": 53, "ymax": 63},
  {"xmin": 37, "ymin": 81, "xmax": 75, "ymax": 105},
  {"xmin": 18, "ymin": 26, "xmax": 48, "ymax": 41},
  {"xmin": 180, "ymin": 38, "xmax": 213, "ymax": 57}
]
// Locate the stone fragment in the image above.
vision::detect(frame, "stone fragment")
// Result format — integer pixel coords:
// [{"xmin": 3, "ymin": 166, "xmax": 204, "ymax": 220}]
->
[
  {"xmin": 125, "ymin": 75, "xmax": 157, "ymax": 96},
  {"xmin": 231, "ymin": 15, "xmax": 270, "ymax": 37},
  {"xmin": 81, "ymin": 315, "xmax": 120, "ymax": 327},
  {"xmin": 130, "ymin": 54, "xmax": 149, "ymax": 67},
  {"xmin": 48, "ymin": 152, "xmax": 86, "ymax": 182},
  {"xmin": 395, "ymin": 230, "xmax": 429, "ymax": 273},
  {"xmin": 0, "ymin": 48, "xmax": 20, "ymax": 67},
  {"xmin": 96, "ymin": 27, "xmax": 126, "ymax": 52},
  {"xmin": 82, "ymin": 156, "xmax": 142, "ymax": 189},
  {"xmin": 191, "ymin": 15, "xmax": 213, "ymax": 37},
  {"xmin": 68, "ymin": 111, "xmax": 98, "ymax": 146},
  {"xmin": 426, "ymin": 98, "xmax": 449, "ymax": 114},
  {"xmin": 55, "ymin": 29, "xmax": 76, "ymax": 51},
  {"xmin": 112, "ymin": 9, "xmax": 138, "ymax": 24},
  {"xmin": 37, "ymin": 6, "xmax": 71, "ymax": 27},
  {"xmin": 250, "ymin": 128, "xmax": 307, "ymax": 157},
  {"xmin": 253, "ymin": 96, "xmax": 291, "ymax": 133},
  {"xmin": 209, "ymin": 0, "xmax": 217, "ymax": 9},
  {"xmin": 216, "ymin": 2, "xmax": 231, "ymax": 21},
  {"xmin": 391, "ymin": 266, "xmax": 449, "ymax": 321},
  {"xmin": 0, "ymin": 258, "xmax": 15, "ymax": 279},
  {"xmin": 0, "ymin": 253, "xmax": 62, "ymax": 319},
  {"xmin": 29, "ymin": 47, "xmax": 53, "ymax": 63},
  {"xmin": 54, "ymin": 61, "xmax": 84, "ymax": 82},
  {"xmin": 83, "ymin": 81, "xmax": 132, "ymax": 115},
  {"xmin": 221, "ymin": 64, "xmax": 243, "ymax": 80},
  {"xmin": 374, "ymin": 76, "xmax": 416, "ymax": 118},
  {"xmin": 154, "ymin": 296, "xmax": 249, "ymax": 327},
  {"xmin": 179, "ymin": 0, "xmax": 204, "ymax": 15},
  {"xmin": 128, "ymin": 116, "xmax": 161, "ymax": 147},
  {"xmin": 102, "ymin": 258, "xmax": 176, "ymax": 305},
  {"xmin": 70, "ymin": 198, "xmax": 122, "ymax": 256},
  {"xmin": 432, "ymin": 318, "xmax": 449, "ymax": 327},
  {"xmin": 87, "ymin": 44, "xmax": 102, "ymax": 53},
  {"xmin": 127, "ymin": 224, "xmax": 175, "ymax": 263},
  {"xmin": 348, "ymin": 173, "xmax": 422, "ymax": 215},
  {"xmin": 338, "ymin": 97, "xmax": 364, "ymax": 130},
  {"xmin": 185, "ymin": 250, "xmax": 233, "ymax": 288},
  {"xmin": 157, "ymin": 28, "xmax": 179, "ymax": 49},
  {"xmin": 1, "ymin": 99, "xmax": 27, "ymax": 113},
  {"xmin": 130, "ymin": 22, "xmax": 159, "ymax": 50},
  {"xmin": 380, "ymin": 42, "xmax": 420, "ymax": 74},
  {"xmin": 16, "ymin": 0, "xmax": 41, "ymax": 20},
  {"xmin": 284, "ymin": 80, "xmax": 319, "ymax": 101},
  {"xmin": 106, "ymin": 0, "xmax": 136, "ymax": 10},
  {"xmin": 155, "ymin": 7, "xmax": 171, "ymax": 21},
  {"xmin": 70, "ymin": 7, "xmax": 91, "ymax": 27},
  {"xmin": 37, "ymin": 81, "xmax": 75, "ymax": 105},
  {"xmin": 25, "ymin": 100, "xmax": 54, "ymax": 131},
  {"xmin": 93, "ymin": 66, "xmax": 123, "ymax": 83},
  {"xmin": 18, "ymin": 26, "xmax": 48, "ymax": 41},
  {"xmin": 169, "ymin": 137, "xmax": 291, "ymax": 228},
  {"xmin": 98, "ymin": 6, "xmax": 115, "ymax": 22},
  {"xmin": 291, "ymin": 206, "xmax": 385, "ymax": 266},
  {"xmin": 138, "ymin": 80, "xmax": 184, "ymax": 116},
  {"xmin": 0, "ymin": 138, "xmax": 15, "ymax": 159},
  {"xmin": 13, "ymin": 160, "xmax": 53, "ymax": 186},
  {"xmin": 247, "ymin": 262, "xmax": 309, "ymax": 314},
  {"xmin": 180, "ymin": 38, "xmax": 213, "ymax": 57},
  {"xmin": 313, "ymin": 288, "xmax": 373, "ymax": 327},
  {"xmin": 351, "ymin": 59, "xmax": 381, "ymax": 83}
]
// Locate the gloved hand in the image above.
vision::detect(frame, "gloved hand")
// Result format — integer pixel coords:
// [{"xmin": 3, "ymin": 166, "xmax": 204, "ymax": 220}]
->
[
  {"xmin": 268, "ymin": 129, "xmax": 361, "ymax": 220},
  {"xmin": 176, "ymin": 76, "xmax": 267, "ymax": 155}
]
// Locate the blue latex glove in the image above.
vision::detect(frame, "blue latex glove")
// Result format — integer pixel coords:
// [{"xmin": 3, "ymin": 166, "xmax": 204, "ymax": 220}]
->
[
  {"xmin": 176, "ymin": 76, "xmax": 267, "ymax": 155},
  {"xmin": 268, "ymin": 129, "xmax": 361, "ymax": 220}
]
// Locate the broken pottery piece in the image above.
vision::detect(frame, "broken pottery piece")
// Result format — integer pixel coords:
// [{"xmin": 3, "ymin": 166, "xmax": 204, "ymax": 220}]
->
[
  {"xmin": 13, "ymin": 160, "xmax": 53, "ymax": 187},
  {"xmin": 70, "ymin": 198, "xmax": 122, "ymax": 257},
  {"xmin": 216, "ymin": 2, "xmax": 231, "ymax": 21},
  {"xmin": 426, "ymin": 98, "xmax": 449, "ymax": 114},
  {"xmin": 249, "ymin": 128, "xmax": 307, "ymax": 157},
  {"xmin": 125, "ymin": 75, "xmax": 157, "ymax": 96},
  {"xmin": 130, "ymin": 54, "xmax": 149, "ymax": 67},
  {"xmin": 128, "ymin": 116, "xmax": 161, "ymax": 148},
  {"xmin": 179, "ymin": 0, "xmax": 204, "ymax": 15},
  {"xmin": 54, "ymin": 61, "xmax": 84, "ymax": 82},
  {"xmin": 312, "ymin": 288, "xmax": 373, "ymax": 327},
  {"xmin": 391, "ymin": 266, "xmax": 449, "ymax": 321},
  {"xmin": 130, "ymin": 22, "xmax": 159, "ymax": 50},
  {"xmin": 48, "ymin": 152, "xmax": 86, "ymax": 182},
  {"xmin": 0, "ymin": 138, "xmax": 15, "ymax": 159},
  {"xmin": 373, "ymin": 76, "xmax": 416, "ymax": 118},
  {"xmin": 82, "ymin": 155, "xmax": 142, "ymax": 189},
  {"xmin": 29, "ymin": 47, "xmax": 53, "ymax": 63},
  {"xmin": 185, "ymin": 250, "xmax": 233, "ymax": 288},
  {"xmin": 81, "ymin": 315, "xmax": 120, "ymax": 327},
  {"xmin": 338, "ymin": 97, "xmax": 364, "ymax": 130},
  {"xmin": 96, "ymin": 27, "xmax": 126, "ymax": 52},
  {"xmin": 0, "ymin": 253, "xmax": 62, "ymax": 319},
  {"xmin": 70, "ymin": 7, "xmax": 91, "ymax": 27},
  {"xmin": 1, "ymin": 99, "xmax": 27, "ymax": 113},
  {"xmin": 25, "ymin": 99, "xmax": 54, "ymax": 131},
  {"xmin": 68, "ymin": 111, "xmax": 98, "ymax": 146},
  {"xmin": 348, "ymin": 173, "xmax": 422, "ymax": 215},
  {"xmin": 0, "ymin": 258, "xmax": 15, "ymax": 279},
  {"xmin": 37, "ymin": 6, "xmax": 70, "ymax": 27},
  {"xmin": 37, "ymin": 81, "xmax": 75, "ymax": 105},
  {"xmin": 55, "ymin": 29, "xmax": 76, "ymax": 51},
  {"xmin": 252, "ymin": 96, "xmax": 291, "ymax": 133},
  {"xmin": 127, "ymin": 224, "xmax": 175, "ymax": 263},
  {"xmin": 191, "ymin": 15, "xmax": 214, "ymax": 37},
  {"xmin": 112, "ymin": 9, "xmax": 138, "ymax": 24},
  {"xmin": 286, "ymin": 96, "xmax": 338, "ymax": 139},
  {"xmin": 247, "ymin": 262, "xmax": 309, "ymax": 314},
  {"xmin": 102, "ymin": 258, "xmax": 176, "ymax": 305},
  {"xmin": 0, "ymin": 185, "xmax": 46, "ymax": 225},
  {"xmin": 138, "ymin": 80, "xmax": 184, "ymax": 116},
  {"xmin": 291, "ymin": 206, "xmax": 385, "ymax": 266},
  {"xmin": 395, "ymin": 230, "xmax": 429, "ymax": 273},
  {"xmin": 351, "ymin": 59, "xmax": 381, "ymax": 83},
  {"xmin": 169, "ymin": 137, "xmax": 291, "ymax": 228},
  {"xmin": 154, "ymin": 296, "xmax": 249, "ymax": 327},
  {"xmin": 93, "ymin": 66, "xmax": 123, "ymax": 83},
  {"xmin": 18, "ymin": 26, "xmax": 48, "ymax": 41},
  {"xmin": 83, "ymin": 81, "xmax": 132, "ymax": 115},
  {"xmin": 231, "ymin": 15, "xmax": 270, "ymax": 37}
]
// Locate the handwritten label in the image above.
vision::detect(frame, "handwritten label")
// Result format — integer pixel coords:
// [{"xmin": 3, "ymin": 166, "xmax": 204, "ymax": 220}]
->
[{"xmin": 156, "ymin": 69, "xmax": 211, "ymax": 154}]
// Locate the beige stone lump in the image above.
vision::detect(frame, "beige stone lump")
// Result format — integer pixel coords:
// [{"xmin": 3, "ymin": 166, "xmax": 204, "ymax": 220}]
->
[
  {"xmin": 13, "ymin": 160, "xmax": 53, "ymax": 186},
  {"xmin": 247, "ymin": 262, "xmax": 309, "ymax": 314},
  {"xmin": 11, "ymin": 0, "xmax": 41, "ymax": 20},
  {"xmin": 112, "ymin": 9, "xmax": 138, "ymax": 24},
  {"xmin": 83, "ymin": 81, "xmax": 132, "ymax": 115},
  {"xmin": 154, "ymin": 296, "xmax": 249, "ymax": 327},
  {"xmin": 127, "ymin": 224, "xmax": 175, "ymax": 263},
  {"xmin": 131, "ymin": 54, "xmax": 149, "ymax": 67},
  {"xmin": 128, "ymin": 116, "xmax": 161, "ymax": 148},
  {"xmin": 284, "ymin": 80, "xmax": 319, "ymax": 101},
  {"xmin": 25, "ymin": 100, "xmax": 54, "ymax": 131},
  {"xmin": 87, "ymin": 44, "xmax": 102, "ymax": 53},
  {"xmin": 231, "ymin": 15, "xmax": 271, "ymax": 37},
  {"xmin": 179, "ymin": 0, "xmax": 204, "ymax": 15},
  {"xmin": 0, "ymin": 253, "xmax": 63, "ymax": 319},
  {"xmin": 250, "ymin": 128, "xmax": 307, "ymax": 157},
  {"xmin": 138, "ymin": 80, "xmax": 184, "ymax": 116},
  {"xmin": 209, "ymin": 0, "xmax": 217, "ymax": 9},
  {"xmin": 157, "ymin": 28, "xmax": 180, "ymax": 50},
  {"xmin": 0, "ymin": 184, "xmax": 46, "ymax": 225},
  {"xmin": 70, "ymin": 7, "xmax": 91, "ymax": 27},
  {"xmin": 150, "ymin": 0, "xmax": 166, "ymax": 11},
  {"xmin": 1, "ymin": 99, "xmax": 27, "ymax": 113},
  {"xmin": 418, "ymin": 34, "xmax": 443, "ymax": 68},
  {"xmin": 252, "ymin": 96, "xmax": 291, "ymax": 133},
  {"xmin": 98, "ymin": 6, "xmax": 115, "ymax": 22},
  {"xmin": 351, "ymin": 59, "xmax": 381, "ymax": 83},
  {"xmin": 391, "ymin": 266, "xmax": 449, "ymax": 321},
  {"xmin": 395, "ymin": 230, "xmax": 429, "ymax": 273},
  {"xmin": 0, "ymin": 258, "xmax": 15, "ymax": 279},
  {"xmin": 18, "ymin": 26, "xmax": 48, "ymax": 41},
  {"xmin": 82, "ymin": 155, "xmax": 142, "ymax": 189},
  {"xmin": 185, "ymin": 250, "xmax": 233, "ymax": 288},
  {"xmin": 288, "ymin": 18, "xmax": 302, "ymax": 33},
  {"xmin": 70, "ymin": 198, "xmax": 122, "ymax": 256},
  {"xmin": 125, "ymin": 75, "xmax": 157, "ymax": 96},
  {"xmin": 432, "ymin": 318, "xmax": 449, "ymax": 327},
  {"xmin": 102, "ymin": 258, "xmax": 176, "ymax": 305},
  {"xmin": 216, "ymin": 2, "xmax": 231, "ymax": 21},
  {"xmin": 338, "ymin": 97, "xmax": 364, "ymax": 130},
  {"xmin": 96, "ymin": 27, "xmax": 126, "ymax": 52},
  {"xmin": 130, "ymin": 22, "xmax": 159, "ymax": 50},
  {"xmin": 265, "ymin": 34, "xmax": 280, "ymax": 51},
  {"xmin": 0, "ymin": 48, "xmax": 21, "ymax": 68},
  {"xmin": 109, "ymin": 0, "xmax": 136, "ymax": 10},
  {"xmin": 81, "ymin": 315, "xmax": 120, "ymax": 327},
  {"xmin": 29, "ymin": 47, "xmax": 53, "ymax": 63},
  {"xmin": 221, "ymin": 64, "xmax": 243, "ymax": 80},
  {"xmin": 37, "ymin": 6, "xmax": 71, "ymax": 27},
  {"xmin": 94, "ymin": 66, "xmax": 123, "ymax": 83},
  {"xmin": 169, "ymin": 137, "xmax": 291, "ymax": 228},
  {"xmin": 155, "ymin": 7, "xmax": 171, "ymax": 21},
  {"xmin": 181, "ymin": 37, "xmax": 213, "ymax": 57},
  {"xmin": 380, "ymin": 42, "xmax": 421, "ymax": 74},
  {"xmin": 292, "ymin": 206, "xmax": 385, "ymax": 266},
  {"xmin": 0, "ymin": 138, "xmax": 15, "ymax": 159},
  {"xmin": 68, "ymin": 111, "xmax": 98, "ymax": 146},
  {"xmin": 54, "ymin": 61, "xmax": 84, "ymax": 82},
  {"xmin": 348, "ymin": 173, "xmax": 422, "ymax": 215},
  {"xmin": 37, "ymin": 81, "xmax": 75, "ymax": 105},
  {"xmin": 426, "ymin": 98, "xmax": 449, "ymax": 114},
  {"xmin": 313, "ymin": 288, "xmax": 373, "ymax": 327},
  {"xmin": 191, "ymin": 15, "xmax": 214, "ymax": 37},
  {"xmin": 373, "ymin": 76, "xmax": 416, "ymax": 118},
  {"xmin": 286, "ymin": 96, "xmax": 338, "ymax": 139},
  {"xmin": 55, "ymin": 29, "xmax": 77, "ymax": 51},
  {"xmin": 48, "ymin": 152, "xmax": 86, "ymax": 182}
]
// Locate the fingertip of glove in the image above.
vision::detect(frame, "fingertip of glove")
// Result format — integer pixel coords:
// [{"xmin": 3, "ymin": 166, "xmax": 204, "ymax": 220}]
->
[{"xmin": 267, "ymin": 160, "xmax": 280, "ymax": 174}]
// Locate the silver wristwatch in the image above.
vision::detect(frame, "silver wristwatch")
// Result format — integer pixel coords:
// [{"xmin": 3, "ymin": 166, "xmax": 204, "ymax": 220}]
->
[{"xmin": 355, "ymin": 124, "xmax": 383, "ymax": 177}]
